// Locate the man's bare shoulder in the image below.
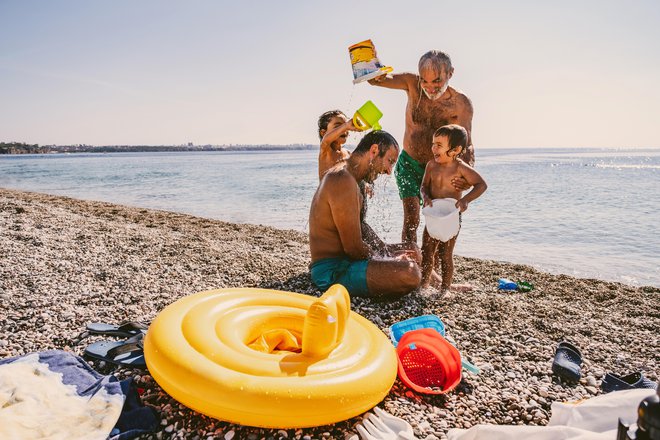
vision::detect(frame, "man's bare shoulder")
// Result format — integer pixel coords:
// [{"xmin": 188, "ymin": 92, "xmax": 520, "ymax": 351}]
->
[
  {"xmin": 322, "ymin": 165, "xmax": 355, "ymax": 188},
  {"xmin": 449, "ymin": 87, "xmax": 474, "ymax": 109}
]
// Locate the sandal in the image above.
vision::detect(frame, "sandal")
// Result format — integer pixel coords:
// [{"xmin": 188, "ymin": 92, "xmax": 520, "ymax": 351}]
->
[
  {"xmin": 86, "ymin": 321, "xmax": 148, "ymax": 338},
  {"xmin": 83, "ymin": 333, "xmax": 146, "ymax": 368},
  {"xmin": 601, "ymin": 372, "xmax": 658, "ymax": 393},
  {"xmin": 552, "ymin": 341, "xmax": 582, "ymax": 382}
]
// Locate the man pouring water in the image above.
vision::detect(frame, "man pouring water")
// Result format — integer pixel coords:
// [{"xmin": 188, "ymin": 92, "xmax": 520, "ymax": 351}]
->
[{"xmin": 369, "ymin": 50, "xmax": 475, "ymax": 243}]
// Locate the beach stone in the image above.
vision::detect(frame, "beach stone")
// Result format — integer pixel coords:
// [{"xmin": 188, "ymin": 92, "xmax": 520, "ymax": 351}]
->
[{"xmin": 224, "ymin": 430, "xmax": 235, "ymax": 440}]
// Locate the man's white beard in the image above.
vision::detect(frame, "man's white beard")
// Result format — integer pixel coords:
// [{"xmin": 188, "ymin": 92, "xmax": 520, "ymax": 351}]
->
[{"xmin": 422, "ymin": 83, "xmax": 449, "ymax": 100}]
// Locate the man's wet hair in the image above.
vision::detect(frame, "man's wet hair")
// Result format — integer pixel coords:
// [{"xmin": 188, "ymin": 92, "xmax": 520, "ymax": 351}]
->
[
  {"xmin": 434, "ymin": 124, "xmax": 468, "ymax": 151},
  {"xmin": 317, "ymin": 110, "xmax": 346, "ymax": 140},
  {"xmin": 353, "ymin": 130, "xmax": 399, "ymax": 157},
  {"xmin": 418, "ymin": 50, "xmax": 452, "ymax": 74}
]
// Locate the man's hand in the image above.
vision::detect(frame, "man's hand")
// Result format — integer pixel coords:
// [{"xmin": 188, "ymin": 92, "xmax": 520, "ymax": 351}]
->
[
  {"xmin": 422, "ymin": 195, "xmax": 433, "ymax": 207},
  {"xmin": 367, "ymin": 73, "xmax": 388, "ymax": 84},
  {"xmin": 451, "ymin": 176, "xmax": 472, "ymax": 191},
  {"xmin": 456, "ymin": 198, "xmax": 469, "ymax": 213},
  {"xmin": 391, "ymin": 249, "xmax": 418, "ymax": 262}
]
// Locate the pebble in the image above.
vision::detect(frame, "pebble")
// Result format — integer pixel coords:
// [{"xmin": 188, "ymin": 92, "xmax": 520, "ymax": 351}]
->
[{"xmin": 224, "ymin": 430, "xmax": 235, "ymax": 440}]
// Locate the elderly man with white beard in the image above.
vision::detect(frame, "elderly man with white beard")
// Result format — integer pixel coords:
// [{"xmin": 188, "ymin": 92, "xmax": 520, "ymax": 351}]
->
[{"xmin": 369, "ymin": 50, "xmax": 475, "ymax": 243}]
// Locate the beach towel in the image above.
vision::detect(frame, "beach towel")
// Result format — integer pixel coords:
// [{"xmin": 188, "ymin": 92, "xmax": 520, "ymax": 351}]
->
[
  {"xmin": 0, "ymin": 350, "xmax": 158, "ymax": 440},
  {"xmin": 447, "ymin": 388, "xmax": 655, "ymax": 440}
]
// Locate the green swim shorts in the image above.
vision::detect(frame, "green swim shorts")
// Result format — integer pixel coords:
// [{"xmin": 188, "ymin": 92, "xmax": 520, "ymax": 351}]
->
[
  {"xmin": 394, "ymin": 150, "xmax": 425, "ymax": 200},
  {"xmin": 310, "ymin": 257, "xmax": 369, "ymax": 297}
]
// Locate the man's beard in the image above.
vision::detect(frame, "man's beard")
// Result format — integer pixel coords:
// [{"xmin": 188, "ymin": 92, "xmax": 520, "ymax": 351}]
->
[
  {"xmin": 364, "ymin": 161, "xmax": 377, "ymax": 184},
  {"xmin": 422, "ymin": 82, "xmax": 449, "ymax": 100}
]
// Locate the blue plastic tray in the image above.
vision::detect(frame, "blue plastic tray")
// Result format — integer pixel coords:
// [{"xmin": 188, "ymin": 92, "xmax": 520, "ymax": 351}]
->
[{"xmin": 389, "ymin": 315, "xmax": 446, "ymax": 347}]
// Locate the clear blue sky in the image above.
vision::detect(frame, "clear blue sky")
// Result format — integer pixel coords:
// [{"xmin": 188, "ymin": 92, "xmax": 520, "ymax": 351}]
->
[{"xmin": 1, "ymin": 0, "xmax": 659, "ymax": 148}]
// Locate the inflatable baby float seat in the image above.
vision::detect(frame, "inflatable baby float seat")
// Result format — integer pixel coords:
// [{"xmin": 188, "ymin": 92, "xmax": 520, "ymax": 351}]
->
[{"xmin": 143, "ymin": 285, "xmax": 397, "ymax": 428}]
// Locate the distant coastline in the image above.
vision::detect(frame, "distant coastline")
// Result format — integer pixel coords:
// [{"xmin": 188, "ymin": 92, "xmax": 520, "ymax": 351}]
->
[{"xmin": 0, "ymin": 142, "xmax": 316, "ymax": 154}]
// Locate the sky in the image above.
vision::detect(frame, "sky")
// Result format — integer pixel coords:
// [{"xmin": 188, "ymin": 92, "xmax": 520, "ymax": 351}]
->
[{"xmin": 1, "ymin": 0, "xmax": 659, "ymax": 148}]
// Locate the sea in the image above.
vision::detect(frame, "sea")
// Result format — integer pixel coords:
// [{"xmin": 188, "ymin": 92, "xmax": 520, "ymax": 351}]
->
[{"xmin": 1, "ymin": 148, "xmax": 658, "ymax": 288}]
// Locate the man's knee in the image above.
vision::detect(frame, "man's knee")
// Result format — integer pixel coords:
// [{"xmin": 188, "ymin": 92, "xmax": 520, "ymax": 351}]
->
[{"xmin": 401, "ymin": 263, "xmax": 422, "ymax": 290}]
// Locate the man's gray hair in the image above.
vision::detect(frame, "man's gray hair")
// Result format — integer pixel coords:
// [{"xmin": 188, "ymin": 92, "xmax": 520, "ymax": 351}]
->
[{"xmin": 418, "ymin": 50, "xmax": 452, "ymax": 74}]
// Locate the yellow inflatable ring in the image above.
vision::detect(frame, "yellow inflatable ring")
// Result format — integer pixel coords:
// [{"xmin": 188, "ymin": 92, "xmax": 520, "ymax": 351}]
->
[{"xmin": 144, "ymin": 285, "xmax": 397, "ymax": 428}]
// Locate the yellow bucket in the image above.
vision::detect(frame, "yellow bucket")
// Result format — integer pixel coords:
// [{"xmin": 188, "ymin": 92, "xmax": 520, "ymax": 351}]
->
[{"xmin": 348, "ymin": 39, "xmax": 393, "ymax": 84}]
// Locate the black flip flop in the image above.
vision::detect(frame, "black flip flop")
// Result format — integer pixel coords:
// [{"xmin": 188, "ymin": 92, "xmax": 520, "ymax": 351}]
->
[
  {"xmin": 86, "ymin": 321, "xmax": 148, "ymax": 338},
  {"xmin": 83, "ymin": 333, "xmax": 147, "ymax": 368},
  {"xmin": 552, "ymin": 341, "xmax": 582, "ymax": 382}
]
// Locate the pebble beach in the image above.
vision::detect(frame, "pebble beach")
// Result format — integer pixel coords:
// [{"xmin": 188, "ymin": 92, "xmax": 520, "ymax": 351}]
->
[{"xmin": 1, "ymin": 187, "xmax": 658, "ymax": 439}]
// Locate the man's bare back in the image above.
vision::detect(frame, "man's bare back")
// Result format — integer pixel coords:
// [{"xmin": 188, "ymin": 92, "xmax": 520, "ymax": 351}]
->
[{"xmin": 309, "ymin": 165, "xmax": 364, "ymax": 262}]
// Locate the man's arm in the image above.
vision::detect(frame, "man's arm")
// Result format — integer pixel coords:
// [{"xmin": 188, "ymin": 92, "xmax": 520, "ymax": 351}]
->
[
  {"xmin": 367, "ymin": 72, "xmax": 417, "ymax": 91},
  {"xmin": 327, "ymin": 174, "xmax": 372, "ymax": 260},
  {"xmin": 456, "ymin": 94, "xmax": 475, "ymax": 166},
  {"xmin": 361, "ymin": 221, "xmax": 387, "ymax": 255}
]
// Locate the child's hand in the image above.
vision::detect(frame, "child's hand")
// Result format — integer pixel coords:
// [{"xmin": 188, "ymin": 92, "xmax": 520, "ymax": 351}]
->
[
  {"xmin": 456, "ymin": 198, "xmax": 468, "ymax": 212},
  {"xmin": 423, "ymin": 196, "xmax": 433, "ymax": 207},
  {"xmin": 346, "ymin": 120, "xmax": 360, "ymax": 132}
]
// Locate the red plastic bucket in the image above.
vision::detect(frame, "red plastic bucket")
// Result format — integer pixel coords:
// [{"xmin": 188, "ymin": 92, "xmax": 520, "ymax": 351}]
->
[{"xmin": 396, "ymin": 328, "xmax": 462, "ymax": 394}]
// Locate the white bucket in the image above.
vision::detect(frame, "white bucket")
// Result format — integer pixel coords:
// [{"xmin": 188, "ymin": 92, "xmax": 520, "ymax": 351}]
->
[{"xmin": 422, "ymin": 198, "xmax": 460, "ymax": 242}]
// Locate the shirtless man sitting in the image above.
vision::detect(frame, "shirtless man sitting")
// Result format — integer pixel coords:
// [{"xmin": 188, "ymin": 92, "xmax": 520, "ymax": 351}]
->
[
  {"xmin": 308, "ymin": 130, "xmax": 422, "ymax": 299},
  {"xmin": 369, "ymin": 50, "xmax": 474, "ymax": 243}
]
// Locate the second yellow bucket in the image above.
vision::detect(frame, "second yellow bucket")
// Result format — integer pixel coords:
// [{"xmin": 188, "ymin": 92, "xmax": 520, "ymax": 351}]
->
[{"xmin": 348, "ymin": 39, "xmax": 393, "ymax": 84}]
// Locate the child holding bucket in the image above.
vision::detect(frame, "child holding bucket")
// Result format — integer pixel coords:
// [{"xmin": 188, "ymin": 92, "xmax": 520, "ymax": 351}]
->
[
  {"xmin": 317, "ymin": 110, "xmax": 358, "ymax": 180},
  {"xmin": 420, "ymin": 124, "xmax": 487, "ymax": 293}
]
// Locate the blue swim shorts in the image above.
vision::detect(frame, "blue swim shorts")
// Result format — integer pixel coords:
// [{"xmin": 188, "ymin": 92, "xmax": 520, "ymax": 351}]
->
[{"xmin": 310, "ymin": 257, "xmax": 369, "ymax": 297}]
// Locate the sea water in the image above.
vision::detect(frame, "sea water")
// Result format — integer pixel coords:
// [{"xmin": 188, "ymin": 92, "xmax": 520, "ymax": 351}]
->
[{"xmin": 1, "ymin": 148, "xmax": 658, "ymax": 287}]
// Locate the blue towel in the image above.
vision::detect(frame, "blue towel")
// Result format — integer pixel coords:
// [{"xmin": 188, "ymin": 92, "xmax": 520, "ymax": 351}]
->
[{"xmin": 0, "ymin": 350, "xmax": 158, "ymax": 440}]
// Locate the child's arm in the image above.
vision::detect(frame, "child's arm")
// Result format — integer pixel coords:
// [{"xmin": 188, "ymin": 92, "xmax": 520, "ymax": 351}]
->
[
  {"xmin": 455, "ymin": 162, "xmax": 487, "ymax": 212},
  {"xmin": 320, "ymin": 120, "xmax": 357, "ymax": 152},
  {"xmin": 420, "ymin": 162, "xmax": 434, "ymax": 207}
]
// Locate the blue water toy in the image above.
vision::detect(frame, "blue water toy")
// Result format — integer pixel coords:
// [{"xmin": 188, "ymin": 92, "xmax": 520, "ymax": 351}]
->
[{"xmin": 498, "ymin": 278, "xmax": 518, "ymax": 290}]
